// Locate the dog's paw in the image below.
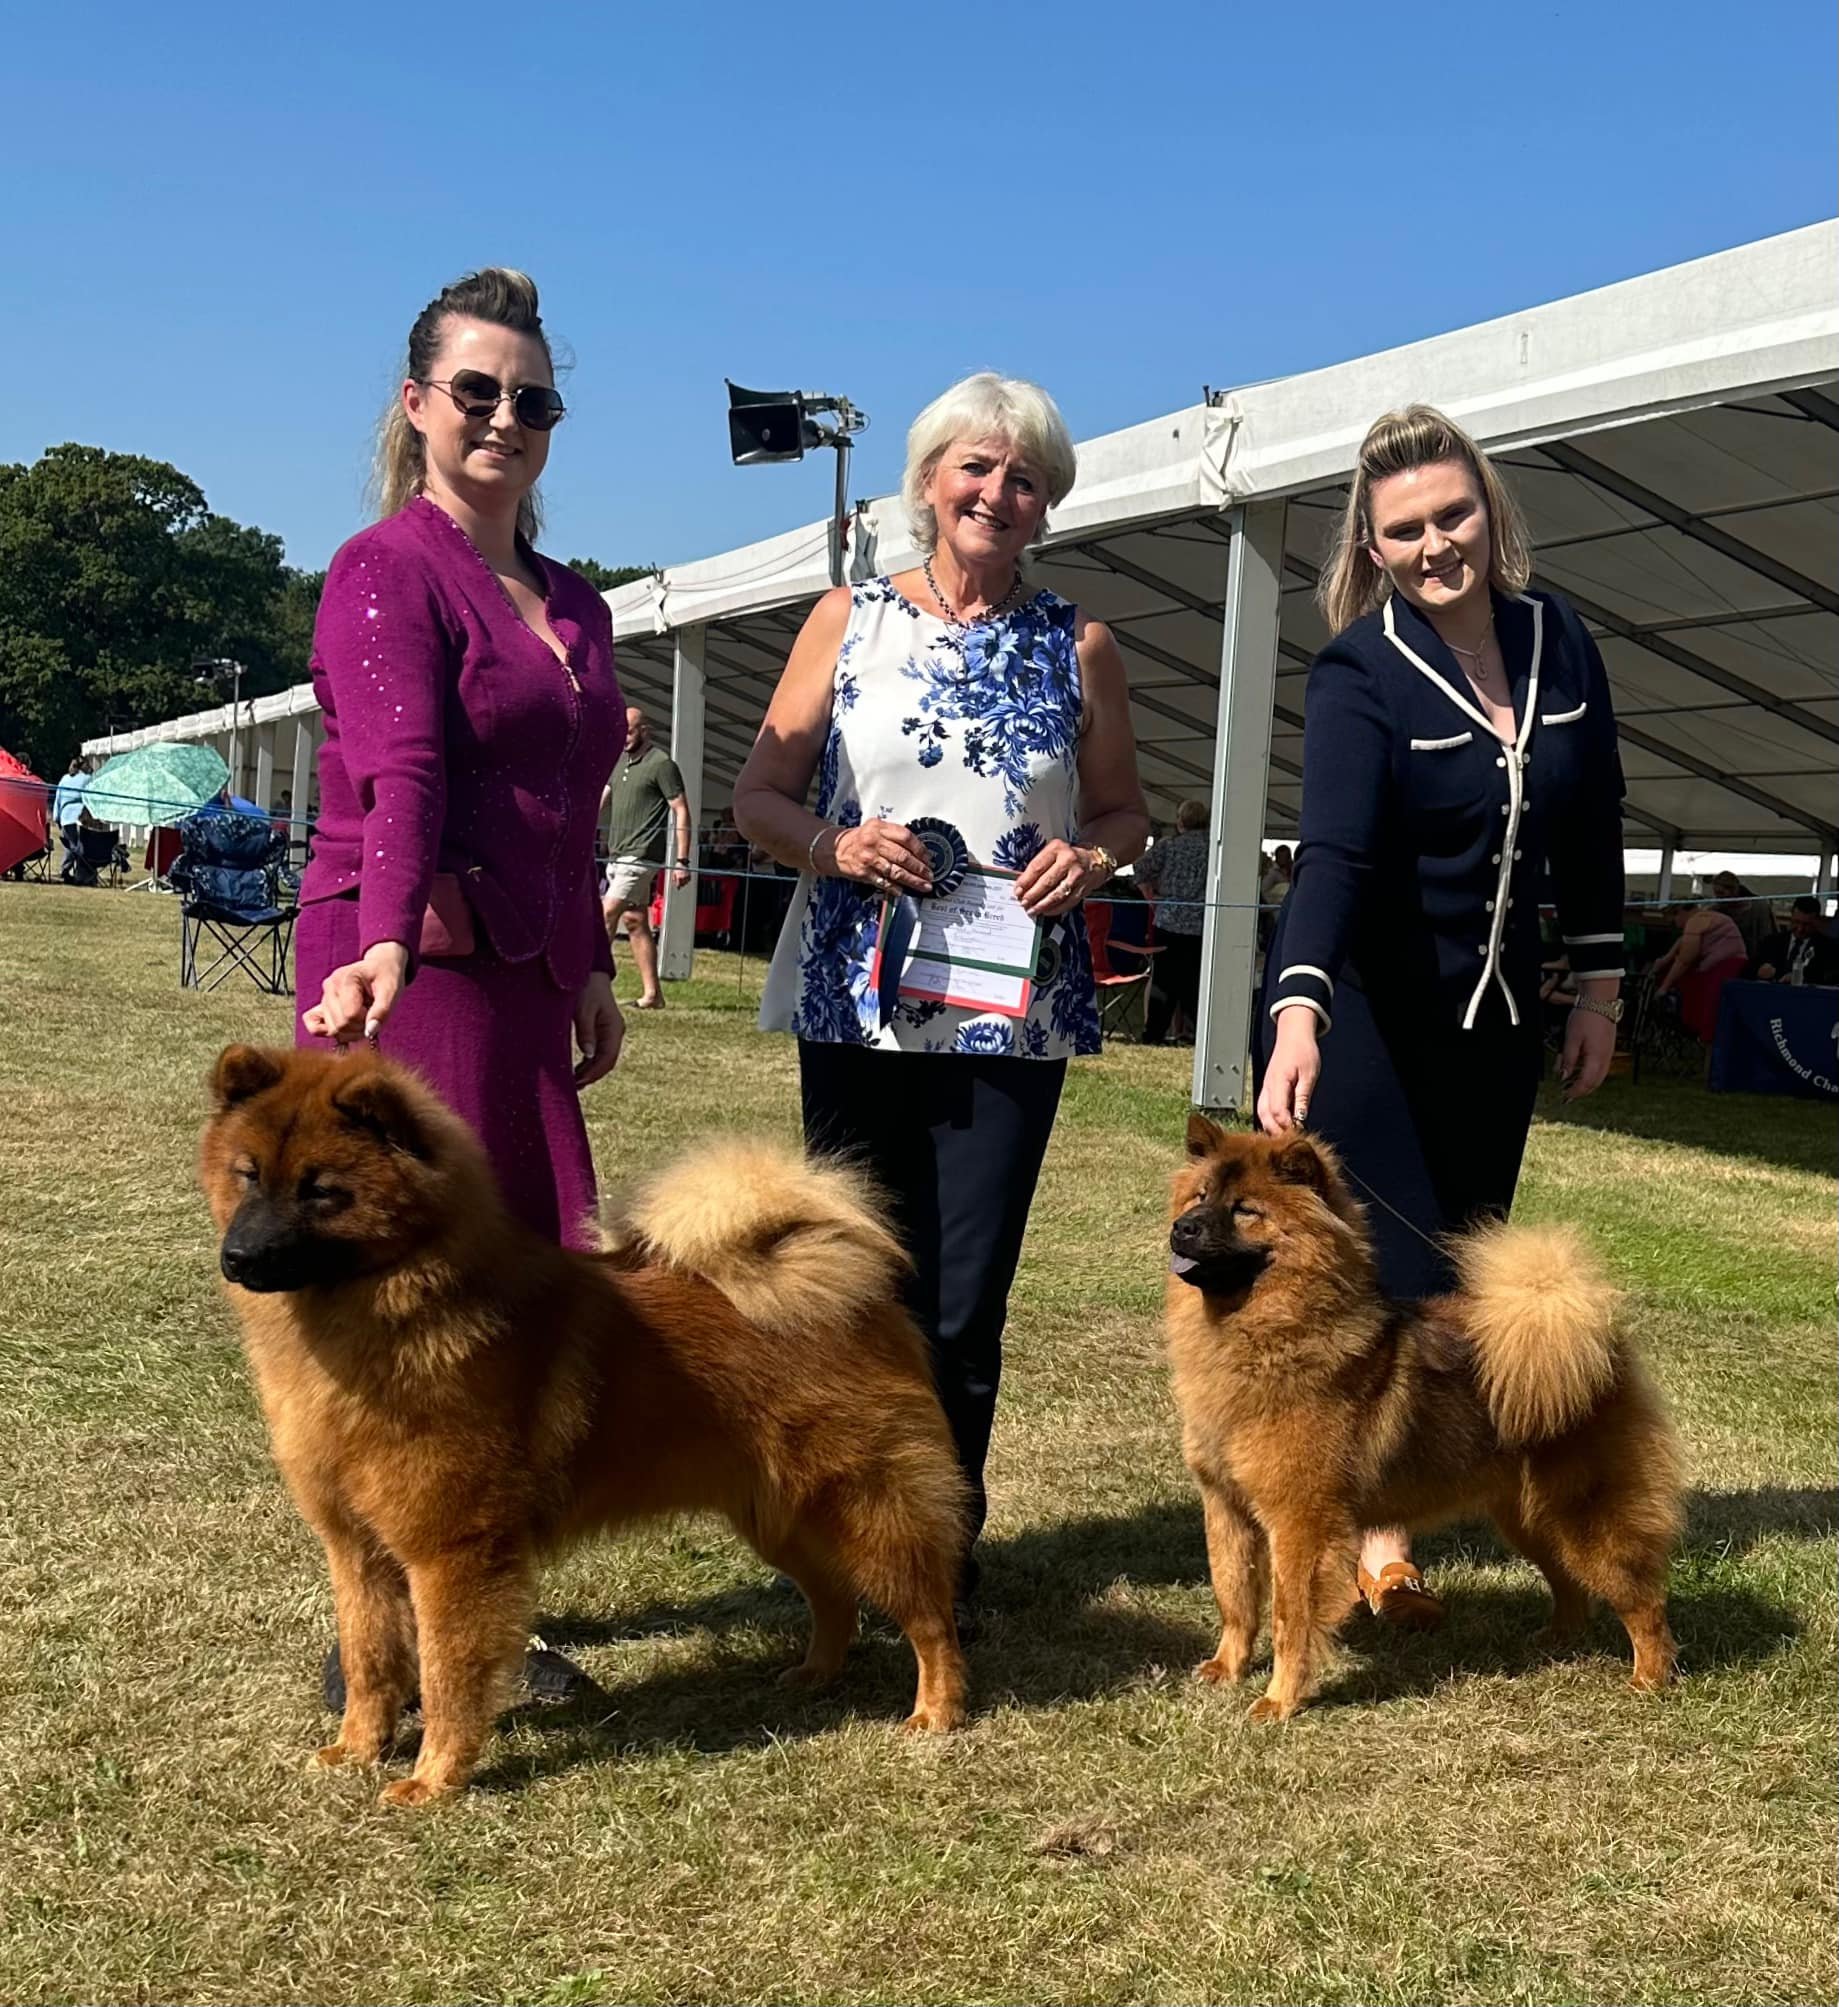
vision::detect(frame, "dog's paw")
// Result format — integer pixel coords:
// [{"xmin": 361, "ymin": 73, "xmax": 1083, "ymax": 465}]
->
[
  {"xmin": 379, "ymin": 1775, "xmax": 455, "ymax": 1809},
  {"xmin": 1246, "ymin": 1694, "xmax": 1295, "ymax": 1725},
  {"xmin": 1627, "ymin": 1661, "xmax": 1678, "ymax": 1694},
  {"xmin": 314, "ymin": 1739, "xmax": 373, "ymax": 1770},
  {"xmin": 777, "ymin": 1661, "xmax": 843, "ymax": 1690},
  {"xmin": 899, "ymin": 1703, "xmax": 965, "ymax": 1736},
  {"xmin": 1192, "ymin": 1655, "xmax": 1247, "ymax": 1687}
]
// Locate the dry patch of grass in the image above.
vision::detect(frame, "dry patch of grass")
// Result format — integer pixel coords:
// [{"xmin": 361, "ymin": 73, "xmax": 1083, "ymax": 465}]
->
[{"xmin": 1, "ymin": 886, "xmax": 1834, "ymax": 2005}]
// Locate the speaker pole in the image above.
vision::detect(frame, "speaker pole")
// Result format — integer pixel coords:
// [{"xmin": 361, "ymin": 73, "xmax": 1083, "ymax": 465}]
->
[{"xmin": 829, "ymin": 432, "xmax": 851, "ymax": 587}]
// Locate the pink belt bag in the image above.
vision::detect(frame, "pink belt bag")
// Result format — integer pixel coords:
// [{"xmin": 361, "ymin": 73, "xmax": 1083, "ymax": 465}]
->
[{"xmin": 418, "ymin": 873, "xmax": 479, "ymax": 959}]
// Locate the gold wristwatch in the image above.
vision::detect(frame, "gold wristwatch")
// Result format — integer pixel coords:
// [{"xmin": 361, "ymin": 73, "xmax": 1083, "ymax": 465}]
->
[
  {"xmin": 1571, "ymin": 994, "xmax": 1624, "ymax": 1023},
  {"xmin": 1082, "ymin": 843, "xmax": 1118, "ymax": 881}
]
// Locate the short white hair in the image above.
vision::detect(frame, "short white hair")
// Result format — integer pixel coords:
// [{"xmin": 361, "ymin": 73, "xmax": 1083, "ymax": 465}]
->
[{"xmin": 901, "ymin": 372, "xmax": 1078, "ymax": 554}]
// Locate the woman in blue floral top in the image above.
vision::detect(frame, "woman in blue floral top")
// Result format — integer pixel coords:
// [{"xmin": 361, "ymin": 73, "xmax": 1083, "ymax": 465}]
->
[{"xmin": 737, "ymin": 373, "xmax": 1148, "ymax": 1620}]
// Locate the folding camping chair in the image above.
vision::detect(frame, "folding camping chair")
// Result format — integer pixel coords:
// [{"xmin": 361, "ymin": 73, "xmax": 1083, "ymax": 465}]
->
[
  {"xmin": 1087, "ymin": 898, "xmax": 1162, "ymax": 1040},
  {"xmin": 172, "ymin": 810, "xmax": 297, "ymax": 996},
  {"xmin": 61, "ymin": 823, "xmax": 126, "ymax": 887},
  {"xmin": 1627, "ymin": 968, "xmax": 1709, "ymax": 1085}
]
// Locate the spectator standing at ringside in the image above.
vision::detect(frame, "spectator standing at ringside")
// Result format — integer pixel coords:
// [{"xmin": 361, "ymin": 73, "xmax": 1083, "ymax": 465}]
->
[
  {"xmin": 1711, "ymin": 870, "xmax": 1774, "ymax": 963},
  {"xmin": 600, "ymin": 705, "xmax": 692, "ymax": 1011},
  {"xmin": 736, "ymin": 373, "xmax": 1148, "ymax": 1627},
  {"xmin": 1135, "ymin": 799, "xmax": 1210, "ymax": 1045},
  {"xmin": 1257, "ymin": 842, "xmax": 1292, "ymax": 949},
  {"xmin": 53, "ymin": 758, "xmax": 87, "ymax": 862}
]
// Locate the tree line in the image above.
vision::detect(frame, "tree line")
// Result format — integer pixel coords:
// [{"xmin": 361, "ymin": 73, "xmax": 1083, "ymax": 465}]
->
[{"xmin": 0, "ymin": 444, "xmax": 650, "ymax": 774}]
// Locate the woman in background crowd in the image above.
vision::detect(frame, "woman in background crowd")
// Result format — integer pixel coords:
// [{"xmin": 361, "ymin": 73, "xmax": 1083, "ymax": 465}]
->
[{"xmin": 1135, "ymin": 798, "xmax": 1210, "ymax": 1045}]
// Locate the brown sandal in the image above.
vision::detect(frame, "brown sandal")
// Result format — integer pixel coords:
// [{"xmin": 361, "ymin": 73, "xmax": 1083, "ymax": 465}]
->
[{"xmin": 1356, "ymin": 1560, "xmax": 1445, "ymax": 1632}]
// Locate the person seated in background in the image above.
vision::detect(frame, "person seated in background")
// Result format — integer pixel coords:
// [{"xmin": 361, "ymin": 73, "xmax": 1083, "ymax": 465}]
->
[
  {"xmin": 1754, "ymin": 897, "xmax": 1839, "ymax": 987},
  {"xmin": 1711, "ymin": 870, "xmax": 1774, "ymax": 964},
  {"xmin": 1651, "ymin": 900, "xmax": 1749, "ymax": 1043},
  {"xmin": 1537, "ymin": 950, "xmax": 1582, "ymax": 1049},
  {"xmin": 1539, "ymin": 951, "xmax": 1578, "ymax": 1005},
  {"xmin": 1652, "ymin": 902, "xmax": 1746, "ymax": 997}
]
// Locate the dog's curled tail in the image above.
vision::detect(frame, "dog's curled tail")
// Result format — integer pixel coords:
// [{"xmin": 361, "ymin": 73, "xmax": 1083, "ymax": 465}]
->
[
  {"xmin": 605, "ymin": 1140, "xmax": 913, "ymax": 1345},
  {"xmin": 1453, "ymin": 1221, "xmax": 1623, "ymax": 1444}
]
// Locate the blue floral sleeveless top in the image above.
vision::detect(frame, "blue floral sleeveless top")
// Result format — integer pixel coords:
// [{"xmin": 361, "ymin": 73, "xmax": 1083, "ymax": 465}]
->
[{"xmin": 760, "ymin": 577, "xmax": 1102, "ymax": 1059}]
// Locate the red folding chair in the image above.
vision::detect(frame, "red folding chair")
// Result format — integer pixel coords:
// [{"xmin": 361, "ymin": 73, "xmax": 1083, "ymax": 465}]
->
[{"xmin": 1087, "ymin": 900, "xmax": 1162, "ymax": 1040}]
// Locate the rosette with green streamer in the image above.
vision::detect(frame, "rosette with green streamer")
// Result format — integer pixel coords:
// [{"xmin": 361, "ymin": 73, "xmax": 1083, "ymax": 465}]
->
[{"xmin": 875, "ymin": 817, "xmax": 969, "ymax": 1029}]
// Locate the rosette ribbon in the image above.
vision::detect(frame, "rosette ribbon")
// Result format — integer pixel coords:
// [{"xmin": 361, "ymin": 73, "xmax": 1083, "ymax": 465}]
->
[{"xmin": 875, "ymin": 816, "xmax": 969, "ymax": 1029}]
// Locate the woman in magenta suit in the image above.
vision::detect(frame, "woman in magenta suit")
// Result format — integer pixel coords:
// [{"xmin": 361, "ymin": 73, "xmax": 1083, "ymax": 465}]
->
[{"xmin": 297, "ymin": 267, "xmax": 626, "ymax": 1249}]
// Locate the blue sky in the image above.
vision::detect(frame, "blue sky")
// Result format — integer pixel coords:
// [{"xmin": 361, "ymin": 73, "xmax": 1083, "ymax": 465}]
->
[{"xmin": 2, "ymin": 0, "xmax": 1832, "ymax": 575}]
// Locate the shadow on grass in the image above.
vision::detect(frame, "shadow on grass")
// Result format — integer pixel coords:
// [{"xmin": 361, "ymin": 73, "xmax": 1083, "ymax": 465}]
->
[
  {"xmin": 485, "ymin": 1485, "xmax": 1824, "ymax": 1786},
  {"xmin": 1682, "ymin": 1484, "xmax": 1839, "ymax": 1555},
  {"xmin": 1536, "ymin": 1074, "xmax": 1837, "ymax": 1178}
]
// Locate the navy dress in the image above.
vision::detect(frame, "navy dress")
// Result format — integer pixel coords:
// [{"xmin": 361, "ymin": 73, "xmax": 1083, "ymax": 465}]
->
[{"xmin": 1257, "ymin": 587, "xmax": 1626, "ymax": 1299}]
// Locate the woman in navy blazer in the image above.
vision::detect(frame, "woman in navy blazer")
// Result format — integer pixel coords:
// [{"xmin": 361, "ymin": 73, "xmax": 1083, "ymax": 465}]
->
[{"xmin": 1255, "ymin": 405, "xmax": 1626, "ymax": 1626}]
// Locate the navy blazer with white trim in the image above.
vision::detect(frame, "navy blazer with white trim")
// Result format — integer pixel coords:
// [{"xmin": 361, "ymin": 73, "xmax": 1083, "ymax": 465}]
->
[{"xmin": 1269, "ymin": 586, "xmax": 1625, "ymax": 1034}]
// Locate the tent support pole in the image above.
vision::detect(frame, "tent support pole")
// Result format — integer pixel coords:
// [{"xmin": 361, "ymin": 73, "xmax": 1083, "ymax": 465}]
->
[
  {"xmin": 1655, "ymin": 841, "xmax": 1675, "ymax": 903},
  {"xmin": 1192, "ymin": 498, "xmax": 1286, "ymax": 1113},
  {"xmin": 253, "ymin": 723, "xmax": 276, "ymax": 816},
  {"xmin": 659, "ymin": 623, "xmax": 706, "ymax": 982},
  {"xmin": 290, "ymin": 715, "xmax": 317, "ymax": 866}
]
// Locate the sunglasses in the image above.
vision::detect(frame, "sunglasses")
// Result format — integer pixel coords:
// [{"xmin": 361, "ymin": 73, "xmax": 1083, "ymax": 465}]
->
[{"xmin": 422, "ymin": 370, "xmax": 567, "ymax": 432}]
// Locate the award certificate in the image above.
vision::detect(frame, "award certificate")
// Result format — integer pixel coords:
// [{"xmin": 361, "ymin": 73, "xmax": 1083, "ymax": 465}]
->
[{"xmin": 871, "ymin": 866, "xmax": 1042, "ymax": 1020}]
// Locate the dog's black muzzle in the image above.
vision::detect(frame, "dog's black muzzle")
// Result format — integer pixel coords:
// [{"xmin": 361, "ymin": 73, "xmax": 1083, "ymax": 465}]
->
[
  {"xmin": 220, "ymin": 1197, "xmax": 337, "ymax": 1293},
  {"xmin": 1168, "ymin": 1211, "xmax": 1269, "ymax": 1293}
]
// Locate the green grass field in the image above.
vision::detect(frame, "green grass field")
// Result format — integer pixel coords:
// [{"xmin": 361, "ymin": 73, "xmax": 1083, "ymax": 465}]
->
[{"xmin": 2, "ymin": 885, "xmax": 1834, "ymax": 2006}]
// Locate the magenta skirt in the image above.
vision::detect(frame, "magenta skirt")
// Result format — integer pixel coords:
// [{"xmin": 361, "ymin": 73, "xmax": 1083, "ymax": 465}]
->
[{"xmin": 294, "ymin": 896, "xmax": 599, "ymax": 1249}]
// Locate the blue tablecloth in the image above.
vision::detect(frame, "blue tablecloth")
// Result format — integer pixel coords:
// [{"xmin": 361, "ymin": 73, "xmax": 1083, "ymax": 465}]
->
[{"xmin": 1708, "ymin": 980, "xmax": 1839, "ymax": 1099}]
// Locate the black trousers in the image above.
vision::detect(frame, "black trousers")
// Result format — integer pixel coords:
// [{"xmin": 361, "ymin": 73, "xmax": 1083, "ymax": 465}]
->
[
  {"xmin": 1254, "ymin": 973, "xmax": 1544, "ymax": 1301},
  {"xmin": 1146, "ymin": 930, "xmax": 1204, "ymax": 1044},
  {"xmin": 798, "ymin": 1040, "xmax": 1066, "ymax": 1584}
]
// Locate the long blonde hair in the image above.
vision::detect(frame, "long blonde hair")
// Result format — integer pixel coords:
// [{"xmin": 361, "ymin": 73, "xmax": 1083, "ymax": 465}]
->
[
  {"xmin": 372, "ymin": 267, "xmax": 551, "ymax": 543},
  {"xmin": 1316, "ymin": 404, "xmax": 1532, "ymax": 636}
]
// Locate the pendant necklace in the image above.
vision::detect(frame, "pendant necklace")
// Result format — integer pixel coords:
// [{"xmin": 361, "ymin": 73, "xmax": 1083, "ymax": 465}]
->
[
  {"xmin": 924, "ymin": 556, "xmax": 1027, "ymax": 638},
  {"xmin": 1446, "ymin": 615, "xmax": 1498, "ymax": 687}
]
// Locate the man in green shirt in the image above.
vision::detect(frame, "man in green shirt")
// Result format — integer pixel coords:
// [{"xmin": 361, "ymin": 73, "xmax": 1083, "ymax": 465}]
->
[{"xmin": 601, "ymin": 706, "xmax": 693, "ymax": 1010}]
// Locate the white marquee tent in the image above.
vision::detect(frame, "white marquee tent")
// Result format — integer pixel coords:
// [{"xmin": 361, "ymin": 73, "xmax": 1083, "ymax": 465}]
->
[{"xmin": 89, "ymin": 221, "xmax": 1838, "ymax": 1106}]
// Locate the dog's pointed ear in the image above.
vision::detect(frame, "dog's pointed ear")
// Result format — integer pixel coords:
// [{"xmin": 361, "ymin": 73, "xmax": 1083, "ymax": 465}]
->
[
  {"xmin": 212, "ymin": 1044, "xmax": 284, "ymax": 1110},
  {"xmin": 1185, "ymin": 1112, "xmax": 1228, "ymax": 1159},
  {"xmin": 331, "ymin": 1065, "xmax": 433, "ymax": 1161},
  {"xmin": 1270, "ymin": 1133, "xmax": 1330, "ymax": 1193}
]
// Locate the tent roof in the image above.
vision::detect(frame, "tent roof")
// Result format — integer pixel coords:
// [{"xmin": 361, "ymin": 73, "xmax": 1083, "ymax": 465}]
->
[
  {"xmin": 608, "ymin": 220, "xmax": 1836, "ymax": 853},
  {"xmin": 95, "ymin": 224, "xmax": 1838, "ymax": 851}
]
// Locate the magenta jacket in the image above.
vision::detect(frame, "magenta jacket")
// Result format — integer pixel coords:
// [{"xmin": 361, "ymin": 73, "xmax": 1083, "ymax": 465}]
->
[{"xmin": 300, "ymin": 496, "xmax": 627, "ymax": 990}]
